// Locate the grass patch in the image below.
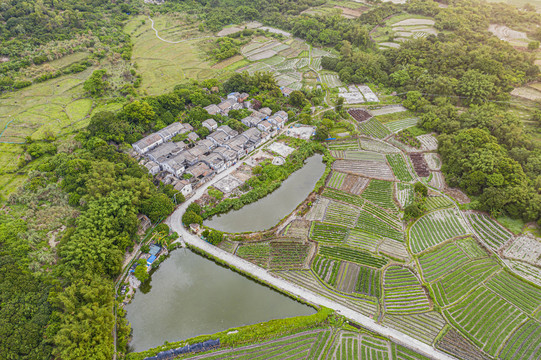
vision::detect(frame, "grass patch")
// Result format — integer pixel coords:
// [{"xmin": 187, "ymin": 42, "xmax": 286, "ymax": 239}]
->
[{"xmin": 496, "ymin": 215, "xmax": 525, "ymax": 235}]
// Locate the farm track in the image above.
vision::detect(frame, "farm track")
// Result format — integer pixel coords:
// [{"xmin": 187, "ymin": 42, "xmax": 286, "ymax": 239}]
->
[{"xmin": 148, "ymin": 17, "xmax": 214, "ymax": 44}]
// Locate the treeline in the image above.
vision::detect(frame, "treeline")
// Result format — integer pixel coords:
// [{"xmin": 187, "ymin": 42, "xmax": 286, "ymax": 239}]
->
[{"xmin": 0, "ymin": 0, "xmax": 139, "ymax": 89}]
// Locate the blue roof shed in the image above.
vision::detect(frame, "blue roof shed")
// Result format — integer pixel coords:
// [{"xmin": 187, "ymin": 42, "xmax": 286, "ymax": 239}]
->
[{"xmin": 147, "ymin": 255, "xmax": 157, "ymax": 267}]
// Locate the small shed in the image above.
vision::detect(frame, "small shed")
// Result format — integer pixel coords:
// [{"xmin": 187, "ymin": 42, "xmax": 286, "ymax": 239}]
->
[{"xmin": 147, "ymin": 255, "xmax": 157, "ymax": 267}]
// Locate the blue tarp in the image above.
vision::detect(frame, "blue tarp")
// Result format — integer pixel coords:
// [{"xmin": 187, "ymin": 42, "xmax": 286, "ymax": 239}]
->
[{"xmin": 147, "ymin": 255, "xmax": 157, "ymax": 266}]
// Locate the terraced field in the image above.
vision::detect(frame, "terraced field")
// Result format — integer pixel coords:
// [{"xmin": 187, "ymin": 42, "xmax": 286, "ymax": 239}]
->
[
  {"xmin": 310, "ymin": 222, "xmax": 349, "ymax": 244},
  {"xmin": 443, "ymin": 287, "xmax": 530, "ymax": 356},
  {"xmin": 361, "ymin": 180, "xmax": 398, "ymax": 211},
  {"xmin": 356, "ymin": 210, "xmax": 404, "ymax": 242},
  {"xmin": 358, "ymin": 118, "xmax": 391, "ymax": 139},
  {"xmin": 409, "ymin": 209, "xmax": 469, "ymax": 253},
  {"xmin": 467, "ymin": 213, "xmax": 512, "ymax": 250},
  {"xmin": 383, "ymin": 266, "xmax": 430, "ymax": 314},
  {"xmin": 319, "ymin": 246, "xmax": 388, "ymax": 269},
  {"xmin": 323, "ymin": 201, "xmax": 361, "ymax": 228},
  {"xmin": 386, "ymin": 154, "xmax": 414, "ymax": 182}
]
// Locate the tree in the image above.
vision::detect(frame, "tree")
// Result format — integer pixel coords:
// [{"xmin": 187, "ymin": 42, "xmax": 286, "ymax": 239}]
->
[
  {"xmin": 207, "ymin": 230, "xmax": 224, "ymax": 245},
  {"xmin": 121, "ymin": 100, "xmax": 155, "ymax": 127},
  {"xmin": 289, "ymin": 91, "xmax": 306, "ymax": 108},
  {"xmin": 457, "ymin": 70, "xmax": 496, "ymax": 105},
  {"xmin": 528, "ymin": 41, "xmax": 539, "ymax": 50},
  {"xmin": 182, "ymin": 211, "xmax": 202, "ymax": 226},
  {"xmin": 83, "ymin": 69, "xmax": 109, "ymax": 97},
  {"xmin": 335, "ymin": 97, "xmax": 344, "ymax": 112},
  {"xmin": 134, "ymin": 264, "xmax": 149, "ymax": 282},
  {"xmin": 142, "ymin": 193, "xmax": 175, "ymax": 223}
]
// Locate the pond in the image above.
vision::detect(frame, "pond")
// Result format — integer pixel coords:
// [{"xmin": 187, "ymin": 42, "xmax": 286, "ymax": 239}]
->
[
  {"xmin": 126, "ymin": 248, "xmax": 315, "ymax": 352},
  {"xmin": 204, "ymin": 154, "xmax": 325, "ymax": 233}
]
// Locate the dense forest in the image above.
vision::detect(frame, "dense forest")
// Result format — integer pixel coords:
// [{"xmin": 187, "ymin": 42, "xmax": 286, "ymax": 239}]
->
[{"xmin": 2, "ymin": 0, "xmax": 541, "ymax": 358}]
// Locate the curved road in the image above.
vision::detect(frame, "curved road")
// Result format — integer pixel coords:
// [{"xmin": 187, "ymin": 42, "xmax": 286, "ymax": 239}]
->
[{"xmin": 168, "ymin": 168, "xmax": 457, "ymax": 360}]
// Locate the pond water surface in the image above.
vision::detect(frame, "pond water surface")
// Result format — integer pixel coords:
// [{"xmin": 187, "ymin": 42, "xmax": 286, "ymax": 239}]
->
[
  {"xmin": 126, "ymin": 249, "xmax": 315, "ymax": 352},
  {"xmin": 204, "ymin": 154, "xmax": 325, "ymax": 233}
]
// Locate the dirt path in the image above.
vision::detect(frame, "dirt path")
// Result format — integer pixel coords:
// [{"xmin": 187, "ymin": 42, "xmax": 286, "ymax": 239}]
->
[{"xmin": 148, "ymin": 17, "xmax": 214, "ymax": 44}]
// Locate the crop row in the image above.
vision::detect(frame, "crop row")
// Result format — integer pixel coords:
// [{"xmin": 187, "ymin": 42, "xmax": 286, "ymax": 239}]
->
[
  {"xmin": 432, "ymin": 257, "xmax": 500, "ymax": 306},
  {"xmin": 312, "ymin": 255, "xmax": 340, "ymax": 286},
  {"xmin": 358, "ymin": 118, "xmax": 391, "ymax": 139},
  {"xmin": 445, "ymin": 286, "xmax": 528, "ymax": 356},
  {"xmin": 328, "ymin": 140, "xmax": 359, "ymax": 150},
  {"xmin": 344, "ymin": 150, "xmax": 385, "ymax": 162},
  {"xmin": 327, "ymin": 171, "xmax": 346, "ymax": 189},
  {"xmin": 361, "ymin": 179, "xmax": 397, "ymax": 211},
  {"xmin": 424, "ymin": 196, "xmax": 454, "ymax": 211},
  {"xmin": 455, "ymin": 237, "xmax": 487, "ymax": 259},
  {"xmin": 236, "ymin": 243, "xmax": 270, "ymax": 268},
  {"xmin": 311, "ymin": 222, "xmax": 349, "ymax": 244},
  {"xmin": 355, "ymin": 266, "xmax": 381, "ymax": 298},
  {"xmin": 322, "ymin": 187, "xmax": 365, "ymax": 208},
  {"xmin": 395, "ymin": 182, "xmax": 413, "ymax": 209},
  {"xmin": 385, "ymin": 117, "xmax": 419, "ymax": 133},
  {"xmin": 363, "ymin": 202, "xmax": 402, "ymax": 229},
  {"xmin": 467, "ymin": 213, "xmax": 512, "ymax": 250},
  {"xmin": 270, "ymin": 241, "xmax": 309, "ymax": 270},
  {"xmin": 383, "ymin": 311, "xmax": 446, "ymax": 345},
  {"xmin": 323, "ymin": 201, "xmax": 361, "ymax": 228},
  {"xmin": 409, "ymin": 209, "xmax": 468, "ymax": 253},
  {"xmin": 319, "ymin": 245, "xmax": 388, "ymax": 269},
  {"xmin": 384, "ymin": 267, "xmax": 431, "ymax": 314},
  {"xmin": 356, "ymin": 210, "xmax": 404, "ymax": 242},
  {"xmin": 360, "ymin": 336, "xmax": 389, "ymax": 359},
  {"xmin": 386, "ymin": 154, "xmax": 414, "ymax": 182},
  {"xmin": 334, "ymin": 335, "xmax": 360, "ymax": 360},
  {"xmin": 485, "ymin": 270, "xmax": 541, "ymax": 314},
  {"xmin": 498, "ymin": 319, "xmax": 541, "ymax": 360},
  {"xmin": 418, "ymin": 242, "xmax": 470, "ymax": 282},
  {"xmin": 346, "ymin": 229, "xmax": 380, "ymax": 252}
]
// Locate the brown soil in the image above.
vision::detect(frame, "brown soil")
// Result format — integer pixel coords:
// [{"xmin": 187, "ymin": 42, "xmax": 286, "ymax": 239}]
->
[{"xmin": 409, "ymin": 153, "xmax": 430, "ymax": 177}]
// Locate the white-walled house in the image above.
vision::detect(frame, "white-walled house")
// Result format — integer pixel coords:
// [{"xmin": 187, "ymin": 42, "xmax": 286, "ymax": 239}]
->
[{"xmin": 132, "ymin": 133, "xmax": 164, "ymax": 154}]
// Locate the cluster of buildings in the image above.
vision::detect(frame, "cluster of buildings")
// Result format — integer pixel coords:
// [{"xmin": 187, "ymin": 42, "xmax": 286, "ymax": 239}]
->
[{"xmin": 133, "ymin": 92, "xmax": 288, "ymax": 197}]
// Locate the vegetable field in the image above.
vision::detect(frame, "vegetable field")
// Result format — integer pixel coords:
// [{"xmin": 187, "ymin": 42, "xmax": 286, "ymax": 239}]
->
[
  {"xmin": 385, "ymin": 117, "xmax": 419, "ymax": 133},
  {"xmin": 327, "ymin": 171, "xmax": 346, "ymax": 189},
  {"xmin": 485, "ymin": 270, "xmax": 541, "ymax": 314},
  {"xmin": 332, "ymin": 159, "xmax": 395, "ymax": 180},
  {"xmin": 346, "ymin": 229, "xmax": 380, "ymax": 252},
  {"xmin": 386, "ymin": 154, "xmax": 414, "ymax": 182},
  {"xmin": 356, "ymin": 210, "xmax": 404, "ymax": 242},
  {"xmin": 323, "ymin": 201, "xmax": 361, "ymax": 228},
  {"xmin": 322, "ymin": 188, "xmax": 365, "ymax": 208},
  {"xmin": 409, "ymin": 209, "xmax": 469, "ymax": 253},
  {"xmin": 328, "ymin": 140, "xmax": 360, "ymax": 150},
  {"xmin": 340, "ymin": 174, "xmax": 369, "ymax": 195},
  {"xmin": 355, "ymin": 266, "xmax": 381, "ymax": 298},
  {"xmin": 424, "ymin": 196, "xmax": 454, "ymax": 211},
  {"xmin": 443, "ymin": 287, "xmax": 529, "ymax": 356},
  {"xmin": 383, "ymin": 266, "xmax": 430, "ymax": 314},
  {"xmin": 395, "ymin": 183, "xmax": 413, "ymax": 209},
  {"xmin": 310, "ymin": 222, "xmax": 348, "ymax": 244},
  {"xmin": 358, "ymin": 118, "xmax": 391, "ymax": 139},
  {"xmin": 467, "ymin": 213, "xmax": 512, "ymax": 250},
  {"xmin": 312, "ymin": 255, "xmax": 340, "ymax": 286},
  {"xmin": 382, "ymin": 311, "xmax": 446, "ymax": 345},
  {"xmin": 499, "ymin": 319, "xmax": 541, "ymax": 360},
  {"xmin": 361, "ymin": 180, "xmax": 398, "ymax": 211},
  {"xmin": 319, "ymin": 246, "xmax": 388, "ymax": 269},
  {"xmin": 418, "ymin": 242, "xmax": 470, "ymax": 282}
]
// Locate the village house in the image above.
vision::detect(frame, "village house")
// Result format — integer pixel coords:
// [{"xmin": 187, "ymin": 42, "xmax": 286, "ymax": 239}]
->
[
  {"xmin": 207, "ymin": 130, "xmax": 229, "ymax": 146},
  {"xmin": 216, "ymin": 125, "xmax": 238, "ymax": 138},
  {"xmin": 217, "ymin": 98, "xmax": 237, "ymax": 115},
  {"xmin": 241, "ymin": 127, "xmax": 263, "ymax": 152},
  {"xmin": 257, "ymin": 120, "xmax": 273, "ymax": 133},
  {"xmin": 201, "ymin": 152, "xmax": 226, "ymax": 173},
  {"xmin": 162, "ymin": 155, "xmax": 186, "ymax": 177},
  {"xmin": 227, "ymin": 92, "xmax": 240, "ymax": 101},
  {"xmin": 143, "ymin": 160, "xmax": 160, "ymax": 175},
  {"xmin": 174, "ymin": 179, "xmax": 192, "ymax": 197},
  {"xmin": 203, "ymin": 103, "xmax": 220, "ymax": 115},
  {"xmin": 187, "ymin": 144, "xmax": 210, "ymax": 162},
  {"xmin": 186, "ymin": 162, "xmax": 213, "ymax": 179},
  {"xmin": 241, "ymin": 115, "xmax": 262, "ymax": 128},
  {"xmin": 251, "ymin": 110, "xmax": 268, "ymax": 122},
  {"xmin": 259, "ymin": 107, "xmax": 272, "ymax": 116},
  {"xmin": 267, "ymin": 114, "xmax": 285, "ymax": 130},
  {"xmin": 147, "ymin": 142, "xmax": 183, "ymax": 162},
  {"xmin": 224, "ymin": 135, "xmax": 248, "ymax": 157},
  {"xmin": 197, "ymin": 138, "xmax": 216, "ymax": 152},
  {"xmin": 213, "ymin": 146, "xmax": 238, "ymax": 167},
  {"xmin": 180, "ymin": 123, "xmax": 194, "ymax": 133},
  {"xmin": 202, "ymin": 118, "xmax": 218, "ymax": 132},
  {"xmin": 238, "ymin": 93, "xmax": 249, "ymax": 103},
  {"xmin": 187, "ymin": 132, "xmax": 200, "ymax": 142},
  {"xmin": 132, "ymin": 133, "xmax": 164, "ymax": 154},
  {"xmin": 156, "ymin": 122, "xmax": 184, "ymax": 141}
]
